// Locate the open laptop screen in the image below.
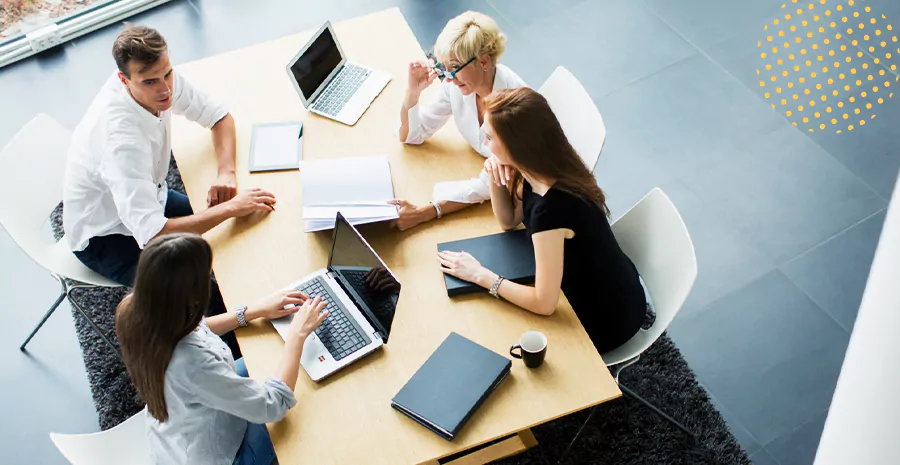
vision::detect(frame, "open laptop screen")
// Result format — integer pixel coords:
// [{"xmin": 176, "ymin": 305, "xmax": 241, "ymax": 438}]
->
[
  {"xmin": 328, "ymin": 214, "xmax": 399, "ymax": 341},
  {"xmin": 289, "ymin": 27, "xmax": 342, "ymax": 100}
]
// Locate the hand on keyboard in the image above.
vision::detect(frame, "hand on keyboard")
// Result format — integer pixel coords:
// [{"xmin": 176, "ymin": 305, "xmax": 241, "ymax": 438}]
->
[
  {"xmin": 286, "ymin": 296, "xmax": 328, "ymax": 342},
  {"xmin": 248, "ymin": 289, "xmax": 309, "ymax": 321}
]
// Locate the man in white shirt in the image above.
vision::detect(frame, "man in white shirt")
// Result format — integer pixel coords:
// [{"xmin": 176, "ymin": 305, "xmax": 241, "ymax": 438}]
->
[{"xmin": 63, "ymin": 25, "xmax": 272, "ymax": 355}]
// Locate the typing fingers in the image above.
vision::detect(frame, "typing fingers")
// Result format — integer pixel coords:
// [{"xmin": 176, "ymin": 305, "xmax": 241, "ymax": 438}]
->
[{"xmin": 282, "ymin": 296, "xmax": 305, "ymax": 307}]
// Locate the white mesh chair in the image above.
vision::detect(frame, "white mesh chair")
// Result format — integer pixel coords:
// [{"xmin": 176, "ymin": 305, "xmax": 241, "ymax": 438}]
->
[
  {"xmin": 50, "ymin": 408, "xmax": 150, "ymax": 465},
  {"xmin": 0, "ymin": 114, "xmax": 122, "ymax": 356},
  {"xmin": 562, "ymin": 188, "xmax": 697, "ymax": 457},
  {"xmin": 538, "ymin": 66, "xmax": 607, "ymax": 172}
]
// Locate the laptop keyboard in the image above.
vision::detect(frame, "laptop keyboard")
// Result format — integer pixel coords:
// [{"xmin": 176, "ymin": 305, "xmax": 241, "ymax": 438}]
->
[
  {"xmin": 296, "ymin": 277, "xmax": 371, "ymax": 361},
  {"xmin": 311, "ymin": 63, "xmax": 371, "ymax": 116},
  {"xmin": 341, "ymin": 270, "xmax": 397, "ymax": 317}
]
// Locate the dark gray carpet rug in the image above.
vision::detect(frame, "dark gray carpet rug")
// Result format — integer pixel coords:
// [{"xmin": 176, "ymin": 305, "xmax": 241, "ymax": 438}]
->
[{"xmin": 50, "ymin": 157, "xmax": 749, "ymax": 464}]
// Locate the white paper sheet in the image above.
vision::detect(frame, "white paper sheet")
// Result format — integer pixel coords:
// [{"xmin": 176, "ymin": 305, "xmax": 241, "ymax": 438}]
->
[
  {"xmin": 299, "ymin": 156, "xmax": 399, "ymax": 231},
  {"xmin": 300, "ymin": 156, "xmax": 396, "ymax": 206}
]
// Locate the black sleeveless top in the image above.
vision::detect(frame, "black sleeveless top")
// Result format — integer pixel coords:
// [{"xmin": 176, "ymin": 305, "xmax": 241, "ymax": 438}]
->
[{"xmin": 522, "ymin": 181, "xmax": 646, "ymax": 353}]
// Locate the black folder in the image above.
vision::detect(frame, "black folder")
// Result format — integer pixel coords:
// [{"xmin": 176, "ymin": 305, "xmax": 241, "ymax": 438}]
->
[
  {"xmin": 437, "ymin": 229, "xmax": 536, "ymax": 296},
  {"xmin": 391, "ymin": 332, "xmax": 511, "ymax": 441}
]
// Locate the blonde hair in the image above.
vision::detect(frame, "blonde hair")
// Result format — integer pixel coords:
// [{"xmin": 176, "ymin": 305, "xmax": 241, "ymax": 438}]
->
[{"xmin": 433, "ymin": 11, "xmax": 507, "ymax": 66}]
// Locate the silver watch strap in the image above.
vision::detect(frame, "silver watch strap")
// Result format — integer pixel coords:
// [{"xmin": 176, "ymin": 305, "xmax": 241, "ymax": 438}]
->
[
  {"xmin": 235, "ymin": 306, "xmax": 249, "ymax": 327},
  {"xmin": 489, "ymin": 276, "xmax": 505, "ymax": 298}
]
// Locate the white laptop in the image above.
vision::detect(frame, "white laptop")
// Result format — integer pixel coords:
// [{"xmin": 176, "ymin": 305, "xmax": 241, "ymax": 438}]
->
[
  {"xmin": 272, "ymin": 213, "xmax": 400, "ymax": 381},
  {"xmin": 286, "ymin": 21, "xmax": 391, "ymax": 126}
]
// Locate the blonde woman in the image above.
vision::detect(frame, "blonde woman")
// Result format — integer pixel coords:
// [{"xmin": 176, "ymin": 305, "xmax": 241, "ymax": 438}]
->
[{"xmin": 393, "ymin": 11, "xmax": 527, "ymax": 230}]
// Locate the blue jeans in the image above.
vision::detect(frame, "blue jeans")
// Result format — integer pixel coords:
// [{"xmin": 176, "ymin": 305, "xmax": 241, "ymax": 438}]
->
[
  {"xmin": 72, "ymin": 190, "xmax": 241, "ymax": 358},
  {"xmin": 233, "ymin": 358, "xmax": 278, "ymax": 465},
  {"xmin": 74, "ymin": 190, "xmax": 194, "ymax": 286}
]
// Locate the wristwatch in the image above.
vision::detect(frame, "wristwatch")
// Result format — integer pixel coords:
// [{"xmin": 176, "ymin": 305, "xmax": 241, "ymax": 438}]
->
[
  {"xmin": 489, "ymin": 276, "xmax": 506, "ymax": 299},
  {"xmin": 235, "ymin": 306, "xmax": 249, "ymax": 327}
]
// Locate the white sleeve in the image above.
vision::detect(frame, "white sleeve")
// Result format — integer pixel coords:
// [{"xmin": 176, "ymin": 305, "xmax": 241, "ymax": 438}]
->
[
  {"xmin": 188, "ymin": 352, "xmax": 297, "ymax": 424},
  {"xmin": 171, "ymin": 72, "xmax": 229, "ymax": 128},
  {"xmin": 401, "ymin": 83, "xmax": 453, "ymax": 145},
  {"xmin": 99, "ymin": 126, "xmax": 168, "ymax": 248},
  {"xmin": 432, "ymin": 169, "xmax": 492, "ymax": 204}
]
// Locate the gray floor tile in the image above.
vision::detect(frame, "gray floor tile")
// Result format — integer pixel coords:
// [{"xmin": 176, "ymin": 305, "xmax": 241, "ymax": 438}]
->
[
  {"xmin": 0, "ymin": 230, "xmax": 98, "ymax": 465},
  {"xmin": 781, "ymin": 209, "xmax": 887, "ymax": 332},
  {"xmin": 520, "ymin": 0, "xmax": 696, "ymax": 99},
  {"xmin": 751, "ymin": 449, "xmax": 781, "ymax": 465},
  {"xmin": 186, "ymin": 0, "xmax": 403, "ymax": 56},
  {"xmin": 680, "ymin": 125, "xmax": 886, "ymax": 264},
  {"xmin": 0, "ymin": 42, "xmax": 97, "ymax": 146},
  {"xmin": 803, "ymin": 95, "xmax": 900, "ymax": 200},
  {"xmin": 860, "ymin": 0, "xmax": 900, "ymax": 20},
  {"xmin": 764, "ymin": 409, "xmax": 828, "ymax": 465},
  {"xmin": 704, "ymin": 3, "xmax": 900, "ymax": 199},
  {"xmin": 668, "ymin": 270, "xmax": 850, "ymax": 445},
  {"xmin": 850, "ymin": 0, "xmax": 900, "ymax": 72},
  {"xmin": 641, "ymin": 0, "xmax": 797, "ymax": 50},
  {"xmin": 593, "ymin": 116, "xmax": 680, "ymax": 215},
  {"xmin": 706, "ymin": 387, "xmax": 764, "ymax": 456},
  {"xmin": 650, "ymin": 182, "xmax": 777, "ymax": 317},
  {"xmin": 487, "ymin": 0, "xmax": 588, "ymax": 30},
  {"xmin": 595, "ymin": 53, "xmax": 786, "ymax": 181}
]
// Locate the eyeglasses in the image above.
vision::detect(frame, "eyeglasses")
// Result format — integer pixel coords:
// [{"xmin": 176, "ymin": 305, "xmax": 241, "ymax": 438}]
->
[{"xmin": 426, "ymin": 53, "xmax": 477, "ymax": 81}]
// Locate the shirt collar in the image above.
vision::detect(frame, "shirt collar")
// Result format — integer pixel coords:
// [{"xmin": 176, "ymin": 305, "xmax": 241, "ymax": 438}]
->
[
  {"xmin": 491, "ymin": 64, "xmax": 508, "ymax": 93},
  {"xmin": 116, "ymin": 76, "xmax": 164, "ymax": 128}
]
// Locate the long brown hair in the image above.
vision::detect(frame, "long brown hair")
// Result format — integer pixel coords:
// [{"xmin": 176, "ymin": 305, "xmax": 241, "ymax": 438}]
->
[
  {"xmin": 485, "ymin": 88, "xmax": 609, "ymax": 216},
  {"xmin": 115, "ymin": 233, "xmax": 212, "ymax": 421}
]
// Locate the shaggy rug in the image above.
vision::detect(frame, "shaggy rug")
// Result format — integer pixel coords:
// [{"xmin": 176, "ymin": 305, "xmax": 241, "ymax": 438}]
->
[{"xmin": 51, "ymin": 156, "xmax": 749, "ymax": 464}]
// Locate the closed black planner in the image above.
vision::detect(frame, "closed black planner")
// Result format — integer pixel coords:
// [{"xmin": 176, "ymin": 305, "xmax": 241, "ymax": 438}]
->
[
  {"xmin": 391, "ymin": 332, "xmax": 512, "ymax": 441},
  {"xmin": 437, "ymin": 229, "xmax": 536, "ymax": 296}
]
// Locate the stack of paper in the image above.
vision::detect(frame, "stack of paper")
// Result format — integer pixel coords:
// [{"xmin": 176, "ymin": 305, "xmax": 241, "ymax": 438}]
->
[{"xmin": 300, "ymin": 156, "xmax": 399, "ymax": 232}]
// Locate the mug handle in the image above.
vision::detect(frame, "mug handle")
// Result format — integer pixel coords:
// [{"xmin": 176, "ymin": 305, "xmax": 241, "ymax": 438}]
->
[{"xmin": 510, "ymin": 344, "xmax": 523, "ymax": 359}]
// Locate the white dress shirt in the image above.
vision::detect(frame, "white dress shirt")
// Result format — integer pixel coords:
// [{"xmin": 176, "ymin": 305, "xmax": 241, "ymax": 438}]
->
[
  {"xmin": 402, "ymin": 64, "xmax": 527, "ymax": 203},
  {"xmin": 63, "ymin": 71, "xmax": 228, "ymax": 251},
  {"xmin": 148, "ymin": 320, "xmax": 297, "ymax": 465}
]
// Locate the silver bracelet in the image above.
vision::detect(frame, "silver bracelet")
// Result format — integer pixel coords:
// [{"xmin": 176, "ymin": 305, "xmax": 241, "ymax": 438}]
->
[
  {"xmin": 235, "ymin": 306, "xmax": 249, "ymax": 327},
  {"xmin": 489, "ymin": 276, "xmax": 505, "ymax": 299},
  {"xmin": 431, "ymin": 200, "xmax": 443, "ymax": 219}
]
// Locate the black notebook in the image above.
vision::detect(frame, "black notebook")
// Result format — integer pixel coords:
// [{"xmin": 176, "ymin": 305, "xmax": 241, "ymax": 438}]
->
[
  {"xmin": 391, "ymin": 332, "xmax": 511, "ymax": 441},
  {"xmin": 437, "ymin": 229, "xmax": 536, "ymax": 296}
]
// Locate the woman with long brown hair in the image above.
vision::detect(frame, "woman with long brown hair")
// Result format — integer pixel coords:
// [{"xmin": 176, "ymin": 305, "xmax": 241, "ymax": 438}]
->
[
  {"xmin": 116, "ymin": 233, "xmax": 327, "ymax": 465},
  {"xmin": 438, "ymin": 88, "xmax": 646, "ymax": 354}
]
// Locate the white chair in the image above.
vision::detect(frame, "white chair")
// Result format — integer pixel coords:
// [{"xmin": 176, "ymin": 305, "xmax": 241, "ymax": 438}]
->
[
  {"xmin": 562, "ymin": 188, "xmax": 697, "ymax": 457},
  {"xmin": 50, "ymin": 408, "xmax": 151, "ymax": 465},
  {"xmin": 604, "ymin": 187, "xmax": 698, "ymax": 435},
  {"xmin": 0, "ymin": 114, "xmax": 122, "ymax": 356},
  {"xmin": 538, "ymin": 66, "xmax": 607, "ymax": 173}
]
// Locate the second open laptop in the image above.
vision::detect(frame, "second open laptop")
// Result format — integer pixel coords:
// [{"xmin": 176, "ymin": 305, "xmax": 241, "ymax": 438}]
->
[
  {"xmin": 286, "ymin": 21, "xmax": 391, "ymax": 126},
  {"xmin": 271, "ymin": 212, "xmax": 400, "ymax": 381}
]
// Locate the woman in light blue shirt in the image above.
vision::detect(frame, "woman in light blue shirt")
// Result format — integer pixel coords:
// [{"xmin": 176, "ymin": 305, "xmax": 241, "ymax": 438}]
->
[{"xmin": 115, "ymin": 233, "xmax": 327, "ymax": 465}]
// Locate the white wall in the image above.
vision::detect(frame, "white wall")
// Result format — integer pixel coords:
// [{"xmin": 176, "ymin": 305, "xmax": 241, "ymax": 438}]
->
[{"xmin": 815, "ymin": 174, "xmax": 900, "ymax": 465}]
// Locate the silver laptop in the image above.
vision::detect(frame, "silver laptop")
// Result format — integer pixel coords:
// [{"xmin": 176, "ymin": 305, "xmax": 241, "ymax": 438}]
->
[
  {"xmin": 272, "ymin": 213, "xmax": 400, "ymax": 381},
  {"xmin": 286, "ymin": 21, "xmax": 391, "ymax": 126}
]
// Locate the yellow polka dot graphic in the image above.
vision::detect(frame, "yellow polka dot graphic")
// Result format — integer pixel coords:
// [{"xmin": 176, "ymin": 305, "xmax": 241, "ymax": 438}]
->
[{"xmin": 758, "ymin": 0, "xmax": 898, "ymax": 133}]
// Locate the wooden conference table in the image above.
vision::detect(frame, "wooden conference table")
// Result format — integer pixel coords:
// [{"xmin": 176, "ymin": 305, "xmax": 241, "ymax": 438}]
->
[{"xmin": 171, "ymin": 8, "xmax": 620, "ymax": 465}]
